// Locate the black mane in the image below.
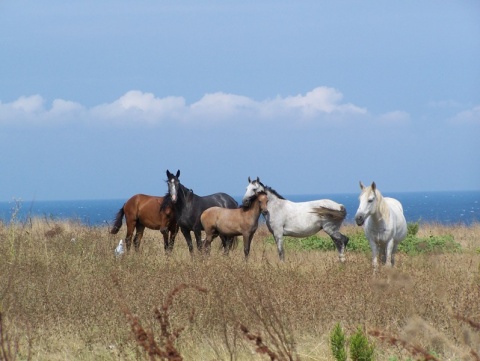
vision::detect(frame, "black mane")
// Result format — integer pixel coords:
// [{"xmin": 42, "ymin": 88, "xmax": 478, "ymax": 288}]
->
[
  {"xmin": 264, "ymin": 185, "xmax": 285, "ymax": 200},
  {"xmin": 160, "ymin": 192, "xmax": 173, "ymax": 211}
]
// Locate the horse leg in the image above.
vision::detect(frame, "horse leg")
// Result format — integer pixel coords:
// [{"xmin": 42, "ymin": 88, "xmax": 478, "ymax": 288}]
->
[
  {"xmin": 180, "ymin": 227, "xmax": 194, "ymax": 253},
  {"xmin": 220, "ymin": 235, "xmax": 232, "ymax": 255},
  {"xmin": 274, "ymin": 233, "xmax": 285, "ymax": 261},
  {"xmin": 133, "ymin": 224, "xmax": 145, "ymax": 251},
  {"xmin": 385, "ymin": 239, "xmax": 395, "ymax": 267},
  {"xmin": 160, "ymin": 229, "xmax": 169, "ymax": 254},
  {"xmin": 369, "ymin": 239, "xmax": 379, "ymax": 271},
  {"xmin": 167, "ymin": 224, "xmax": 179, "ymax": 253},
  {"xmin": 391, "ymin": 242, "xmax": 399, "ymax": 266},
  {"xmin": 203, "ymin": 228, "xmax": 214, "ymax": 255},
  {"xmin": 243, "ymin": 233, "xmax": 253, "ymax": 259},
  {"xmin": 323, "ymin": 222, "xmax": 348, "ymax": 262},
  {"xmin": 194, "ymin": 229, "xmax": 203, "ymax": 252},
  {"xmin": 124, "ymin": 219, "xmax": 136, "ymax": 251}
]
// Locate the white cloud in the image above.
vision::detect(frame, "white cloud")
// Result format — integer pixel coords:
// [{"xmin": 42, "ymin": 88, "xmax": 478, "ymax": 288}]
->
[
  {"xmin": 12, "ymin": 95, "xmax": 44, "ymax": 113},
  {"xmin": 376, "ymin": 110, "xmax": 411, "ymax": 125},
  {"xmin": 91, "ymin": 90, "xmax": 186, "ymax": 123},
  {"xmin": 449, "ymin": 106, "xmax": 480, "ymax": 125},
  {"xmin": 0, "ymin": 87, "xmax": 369, "ymax": 127},
  {"xmin": 189, "ymin": 92, "xmax": 258, "ymax": 120}
]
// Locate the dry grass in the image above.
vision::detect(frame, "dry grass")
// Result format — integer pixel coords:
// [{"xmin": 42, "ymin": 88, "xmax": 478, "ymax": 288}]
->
[{"xmin": 0, "ymin": 219, "xmax": 479, "ymax": 360}]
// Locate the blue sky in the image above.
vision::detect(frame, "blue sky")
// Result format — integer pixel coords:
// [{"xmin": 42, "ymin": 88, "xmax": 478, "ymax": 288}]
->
[{"xmin": 1, "ymin": 1, "xmax": 479, "ymax": 201}]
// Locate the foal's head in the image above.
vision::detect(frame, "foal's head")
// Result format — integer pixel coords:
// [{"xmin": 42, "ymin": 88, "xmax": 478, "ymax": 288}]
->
[
  {"xmin": 257, "ymin": 192, "xmax": 269, "ymax": 216},
  {"xmin": 166, "ymin": 169, "xmax": 181, "ymax": 203},
  {"xmin": 242, "ymin": 176, "xmax": 265, "ymax": 207},
  {"xmin": 355, "ymin": 181, "xmax": 379, "ymax": 226}
]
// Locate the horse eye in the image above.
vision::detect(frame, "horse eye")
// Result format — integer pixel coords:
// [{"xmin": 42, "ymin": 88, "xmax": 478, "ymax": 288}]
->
[{"xmin": 368, "ymin": 199, "xmax": 373, "ymax": 203}]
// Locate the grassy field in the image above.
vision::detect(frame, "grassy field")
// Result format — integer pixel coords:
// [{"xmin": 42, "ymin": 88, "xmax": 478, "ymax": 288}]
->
[{"xmin": 0, "ymin": 219, "xmax": 479, "ymax": 360}]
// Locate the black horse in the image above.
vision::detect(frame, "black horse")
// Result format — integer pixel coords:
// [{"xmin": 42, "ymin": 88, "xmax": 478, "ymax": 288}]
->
[{"xmin": 166, "ymin": 170, "xmax": 238, "ymax": 254}]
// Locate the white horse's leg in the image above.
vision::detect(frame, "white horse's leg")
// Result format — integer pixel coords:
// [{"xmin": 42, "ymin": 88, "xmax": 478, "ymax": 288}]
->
[
  {"xmin": 369, "ymin": 239, "xmax": 379, "ymax": 270},
  {"xmin": 323, "ymin": 222, "xmax": 348, "ymax": 263},
  {"xmin": 391, "ymin": 242, "xmax": 399, "ymax": 266},
  {"xmin": 275, "ymin": 234, "xmax": 285, "ymax": 261},
  {"xmin": 385, "ymin": 239, "xmax": 395, "ymax": 267}
]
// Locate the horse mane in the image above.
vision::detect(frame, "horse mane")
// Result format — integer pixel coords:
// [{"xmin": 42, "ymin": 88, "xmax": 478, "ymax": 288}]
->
[
  {"xmin": 263, "ymin": 185, "xmax": 285, "ymax": 200},
  {"xmin": 374, "ymin": 188, "xmax": 391, "ymax": 224},
  {"xmin": 160, "ymin": 193, "xmax": 173, "ymax": 211}
]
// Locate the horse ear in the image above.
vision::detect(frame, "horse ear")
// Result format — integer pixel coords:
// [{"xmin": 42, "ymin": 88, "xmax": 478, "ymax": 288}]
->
[
  {"xmin": 248, "ymin": 176, "xmax": 251, "ymax": 183},
  {"xmin": 371, "ymin": 182, "xmax": 376, "ymax": 191},
  {"xmin": 176, "ymin": 170, "xmax": 180, "ymax": 178},
  {"xmin": 166, "ymin": 170, "xmax": 172, "ymax": 178},
  {"xmin": 359, "ymin": 181, "xmax": 365, "ymax": 190},
  {"xmin": 256, "ymin": 177, "xmax": 260, "ymax": 182}
]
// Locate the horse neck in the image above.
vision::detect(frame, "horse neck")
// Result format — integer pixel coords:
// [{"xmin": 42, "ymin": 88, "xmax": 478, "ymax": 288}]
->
[
  {"xmin": 174, "ymin": 183, "xmax": 192, "ymax": 213},
  {"xmin": 264, "ymin": 189, "xmax": 280, "ymax": 204},
  {"xmin": 245, "ymin": 198, "xmax": 263, "ymax": 219},
  {"xmin": 372, "ymin": 191, "xmax": 391, "ymax": 225}
]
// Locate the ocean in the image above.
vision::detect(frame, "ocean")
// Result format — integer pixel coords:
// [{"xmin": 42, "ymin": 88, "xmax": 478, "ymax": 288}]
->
[{"xmin": 0, "ymin": 191, "xmax": 479, "ymax": 226}]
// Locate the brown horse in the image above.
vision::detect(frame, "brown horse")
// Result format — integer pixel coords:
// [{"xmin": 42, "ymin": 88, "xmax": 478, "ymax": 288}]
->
[
  {"xmin": 200, "ymin": 192, "xmax": 268, "ymax": 258},
  {"xmin": 110, "ymin": 194, "xmax": 178, "ymax": 253}
]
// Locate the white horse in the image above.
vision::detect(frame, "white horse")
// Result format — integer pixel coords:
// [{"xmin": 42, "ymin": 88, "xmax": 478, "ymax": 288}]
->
[
  {"xmin": 242, "ymin": 177, "xmax": 349, "ymax": 262},
  {"xmin": 354, "ymin": 181, "xmax": 407, "ymax": 269}
]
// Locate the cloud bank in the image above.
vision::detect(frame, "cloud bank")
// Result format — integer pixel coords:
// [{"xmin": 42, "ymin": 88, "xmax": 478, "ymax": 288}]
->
[
  {"xmin": 2, "ymin": 86, "xmax": 476, "ymax": 128},
  {"xmin": 0, "ymin": 87, "xmax": 366, "ymax": 127}
]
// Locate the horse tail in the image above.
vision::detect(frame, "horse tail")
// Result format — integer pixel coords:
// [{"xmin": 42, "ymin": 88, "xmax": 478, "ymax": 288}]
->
[
  {"xmin": 312, "ymin": 205, "xmax": 347, "ymax": 222},
  {"xmin": 110, "ymin": 206, "xmax": 125, "ymax": 234}
]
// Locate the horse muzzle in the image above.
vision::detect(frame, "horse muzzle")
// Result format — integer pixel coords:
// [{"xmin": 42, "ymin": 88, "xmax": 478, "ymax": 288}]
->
[
  {"xmin": 261, "ymin": 209, "xmax": 269, "ymax": 216},
  {"xmin": 355, "ymin": 215, "xmax": 365, "ymax": 226}
]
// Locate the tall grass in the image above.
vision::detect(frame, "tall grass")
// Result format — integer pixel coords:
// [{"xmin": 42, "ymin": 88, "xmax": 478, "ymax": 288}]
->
[{"xmin": 0, "ymin": 219, "xmax": 479, "ymax": 360}]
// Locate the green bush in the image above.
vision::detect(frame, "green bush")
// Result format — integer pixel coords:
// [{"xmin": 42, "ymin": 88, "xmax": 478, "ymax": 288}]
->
[
  {"xmin": 330, "ymin": 323, "xmax": 347, "ymax": 361},
  {"xmin": 265, "ymin": 222, "xmax": 462, "ymax": 255},
  {"xmin": 349, "ymin": 326, "xmax": 375, "ymax": 361},
  {"xmin": 398, "ymin": 234, "xmax": 461, "ymax": 255}
]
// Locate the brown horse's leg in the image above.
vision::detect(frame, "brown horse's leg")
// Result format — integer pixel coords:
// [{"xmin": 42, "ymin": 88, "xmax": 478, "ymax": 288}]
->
[
  {"xmin": 124, "ymin": 218, "xmax": 136, "ymax": 251},
  {"xmin": 203, "ymin": 231, "xmax": 213, "ymax": 255},
  {"xmin": 166, "ymin": 224, "xmax": 179, "ymax": 253},
  {"xmin": 133, "ymin": 224, "xmax": 145, "ymax": 251},
  {"xmin": 160, "ymin": 229, "xmax": 169, "ymax": 253},
  {"xmin": 220, "ymin": 235, "xmax": 232, "ymax": 255},
  {"xmin": 243, "ymin": 233, "xmax": 253, "ymax": 259}
]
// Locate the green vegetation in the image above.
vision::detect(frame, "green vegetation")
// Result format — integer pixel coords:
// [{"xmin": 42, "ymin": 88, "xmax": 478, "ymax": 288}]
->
[
  {"xmin": 349, "ymin": 327, "xmax": 375, "ymax": 361},
  {"xmin": 330, "ymin": 324, "xmax": 375, "ymax": 361},
  {"xmin": 330, "ymin": 323, "xmax": 347, "ymax": 361},
  {"xmin": 268, "ymin": 222, "xmax": 463, "ymax": 255}
]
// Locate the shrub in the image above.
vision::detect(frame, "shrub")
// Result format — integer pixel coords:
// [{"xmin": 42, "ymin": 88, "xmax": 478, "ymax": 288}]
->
[
  {"xmin": 265, "ymin": 222, "xmax": 462, "ymax": 256},
  {"xmin": 330, "ymin": 323, "xmax": 347, "ymax": 361},
  {"xmin": 349, "ymin": 326, "xmax": 375, "ymax": 361}
]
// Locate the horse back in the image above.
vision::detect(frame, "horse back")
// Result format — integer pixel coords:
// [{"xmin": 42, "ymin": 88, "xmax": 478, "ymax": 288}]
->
[{"xmin": 203, "ymin": 192, "xmax": 238, "ymax": 209}]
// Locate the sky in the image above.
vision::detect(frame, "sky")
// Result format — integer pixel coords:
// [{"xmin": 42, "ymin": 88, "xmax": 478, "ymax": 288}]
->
[{"xmin": 1, "ymin": 0, "xmax": 479, "ymax": 201}]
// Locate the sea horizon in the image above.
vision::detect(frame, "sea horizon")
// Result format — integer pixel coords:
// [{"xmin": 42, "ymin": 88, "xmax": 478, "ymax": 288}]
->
[{"xmin": 1, "ymin": 190, "xmax": 479, "ymax": 226}]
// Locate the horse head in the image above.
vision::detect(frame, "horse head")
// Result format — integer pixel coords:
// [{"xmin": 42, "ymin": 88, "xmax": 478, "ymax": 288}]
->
[
  {"xmin": 242, "ymin": 176, "xmax": 264, "ymax": 207},
  {"xmin": 355, "ymin": 181, "xmax": 378, "ymax": 226},
  {"xmin": 257, "ymin": 192, "xmax": 269, "ymax": 216},
  {"xmin": 166, "ymin": 170, "xmax": 181, "ymax": 203}
]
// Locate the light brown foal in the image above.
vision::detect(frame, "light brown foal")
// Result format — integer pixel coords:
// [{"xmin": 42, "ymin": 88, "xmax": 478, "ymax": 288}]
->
[{"xmin": 201, "ymin": 192, "xmax": 268, "ymax": 258}]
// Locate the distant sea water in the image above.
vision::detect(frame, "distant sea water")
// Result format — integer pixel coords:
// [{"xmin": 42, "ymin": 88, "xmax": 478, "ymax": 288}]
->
[{"xmin": 0, "ymin": 191, "xmax": 479, "ymax": 226}]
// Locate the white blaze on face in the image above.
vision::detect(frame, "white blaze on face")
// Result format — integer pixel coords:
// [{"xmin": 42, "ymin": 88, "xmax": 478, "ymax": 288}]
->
[{"xmin": 170, "ymin": 179, "xmax": 177, "ymax": 202}]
